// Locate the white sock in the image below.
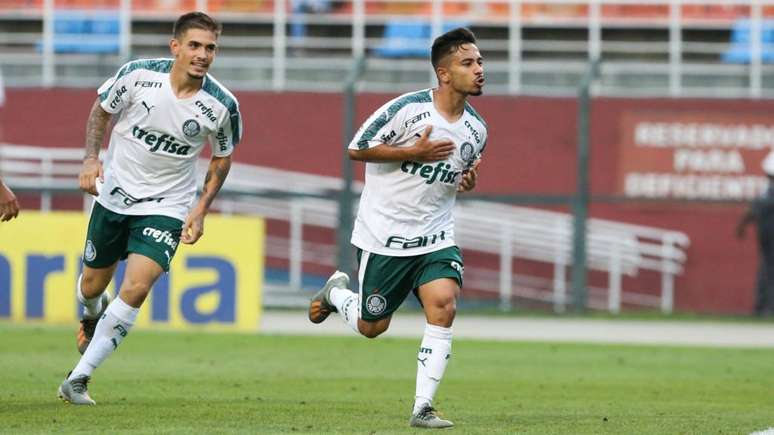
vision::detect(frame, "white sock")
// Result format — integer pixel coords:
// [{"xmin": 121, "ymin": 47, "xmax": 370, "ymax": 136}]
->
[
  {"xmin": 76, "ymin": 274, "xmax": 105, "ymax": 319},
  {"xmin": 70, "ymin": 297, "xmax": 138, "ymax": 379},
  {"xmin": 413, "ymin": 324, "xmax": 453, "ymax": 414},
  {"xmin": 329, "ymin": 287, "xmax": 360, "ymax": 333}
]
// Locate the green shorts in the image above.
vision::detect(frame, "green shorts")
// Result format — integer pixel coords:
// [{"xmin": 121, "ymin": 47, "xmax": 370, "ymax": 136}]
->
[
  {"xmin": 83, "ymin": 201, "xmax": 183, "ymax": 272},
  {"xmin": 355, "ymin": 246, "xmax": 463, "ymax": 321}
]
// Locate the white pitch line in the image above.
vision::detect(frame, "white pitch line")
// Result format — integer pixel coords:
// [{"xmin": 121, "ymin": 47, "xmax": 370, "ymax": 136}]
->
[{"xmin": 260, "ymin": 310, "xmax": 774, "ymax": 348}]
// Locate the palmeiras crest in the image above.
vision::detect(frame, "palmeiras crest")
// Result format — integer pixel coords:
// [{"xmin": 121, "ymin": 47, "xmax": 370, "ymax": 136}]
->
[
  {"xmin": 460, "ymin": 142, "xmax": 475, "ymax": 167},
  {"xmin": 182, "ymin": 119, "xmax": 201, "ymax": 137},
  {"xmin": 84, "ymin": 240, "xmax": 97, "ymax": 261},
  {"xmin": 366, "ymin": 294, "xmax": 387, "ymax": 315}
]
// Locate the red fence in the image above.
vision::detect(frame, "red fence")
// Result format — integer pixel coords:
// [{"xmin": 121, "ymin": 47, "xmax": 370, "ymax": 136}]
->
[{"xmin": 1, "ymin": 89, "xmax": 763, "ymax": 314}]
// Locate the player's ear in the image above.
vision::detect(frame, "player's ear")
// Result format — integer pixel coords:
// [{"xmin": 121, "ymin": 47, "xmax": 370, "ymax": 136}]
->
[
  {"xmin": 169, "ymin": 38, "xmax": 179, "ymax": 56},
  {"xmin": 436, "ymin": 66, "xmax": 450, "ymax": 85}
]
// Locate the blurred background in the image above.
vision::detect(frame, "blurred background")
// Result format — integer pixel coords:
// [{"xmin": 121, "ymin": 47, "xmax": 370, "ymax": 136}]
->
[{"xmin": 2, "ymin": 0, "xmax": 774, "ymax": 329}]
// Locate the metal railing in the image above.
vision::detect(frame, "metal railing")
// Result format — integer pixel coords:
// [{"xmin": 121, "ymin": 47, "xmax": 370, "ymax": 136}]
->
[
  {"xmin": 1, "ymin": 143, "xmax": 690, "ymax": 312},
  {"xmin": 2, "ymin": 0, "xmax": 774, "ymax": 97}
]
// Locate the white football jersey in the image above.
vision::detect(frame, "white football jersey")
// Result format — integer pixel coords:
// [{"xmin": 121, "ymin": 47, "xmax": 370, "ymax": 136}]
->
[
  {"xmin": 349, "ymin": 88, "xmax": 488, "ymax": 256},
  {"xmin": 95, "ymin": 58, "xmax": 242, "ymax": 221}
]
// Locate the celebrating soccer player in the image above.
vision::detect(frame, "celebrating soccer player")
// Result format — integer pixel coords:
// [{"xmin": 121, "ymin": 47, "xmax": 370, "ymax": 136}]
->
[
  {"xmin": 58, "ymin": 12, "xmax": 242, "ymax": 405},
  {"xmin": 308, "ymin": 27, "xmax": 487, "ymax": 428}
]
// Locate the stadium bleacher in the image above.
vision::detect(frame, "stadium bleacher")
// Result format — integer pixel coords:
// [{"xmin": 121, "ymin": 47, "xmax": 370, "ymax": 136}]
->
[
  {"xmin": 722, "ymin": 18, "xmax": 774, "ymax": 63},
  {"xmin": 2, "ymin": 1, "xmax": 772, "ymax": 20},
  {"xmin": 374, "ymin": 19, "xmax": 469, "ymax": 58},
  {"xmin": 4, "ymin": 0, "xmax": 774, "ymax": 96},
  {"xmin": 39, "ymin": 9, "xmax": 120, "ymax": 54}
]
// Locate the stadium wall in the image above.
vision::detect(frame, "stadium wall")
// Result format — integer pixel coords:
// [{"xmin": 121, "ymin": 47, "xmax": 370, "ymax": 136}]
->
[{"xmin": 1, "ymin": 89, "xmax": 761, "ymax": 314}]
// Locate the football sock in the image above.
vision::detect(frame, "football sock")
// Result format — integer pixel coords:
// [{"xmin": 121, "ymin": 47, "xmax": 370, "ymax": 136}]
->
[
  {"xmin": 70, "ymin": 297, "xmax": 138, "ymax": 379},
  {"xmin": 76, "ymin": 274, "xmax": 105, "ymax": 319},
  {"xmin": 329, "ymin": 287, "xmax": 360, "ymax": 333},
  {"xmin": 413, "ymin": 323, "xmax": 453, "ymax": 414}
]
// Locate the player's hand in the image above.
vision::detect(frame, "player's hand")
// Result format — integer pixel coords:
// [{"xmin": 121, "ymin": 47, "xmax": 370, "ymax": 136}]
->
[
  {"xmin": 411, "ymin": 126, "xmax": 455, "ymax": 162},
  {"xmin": 457, "ymin": 159, "xmax": 481, "ymax": 193},
  {"xmin": 181, "ymin": 210, "xmax": 205, "ymax": 245},
  {"xmin": 0, "ymin": 181, "xmax": 20, "ymax": 222},
  {"xmin": 79, "ymin": 156, "xmax": 104, "ymax": 196}
]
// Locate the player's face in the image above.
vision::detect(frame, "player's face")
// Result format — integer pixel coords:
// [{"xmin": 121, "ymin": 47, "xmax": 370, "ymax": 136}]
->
[
  {"xmin": 443, "ymin": 43, "xmax": 485, "ymax": 96},
  {"xmin": 170, "ymin": 28, "xmax": 218, "ymax": 80}
]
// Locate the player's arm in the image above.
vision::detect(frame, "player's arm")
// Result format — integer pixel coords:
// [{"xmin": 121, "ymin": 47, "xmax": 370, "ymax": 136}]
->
[
  {"xmin": 736, "ymin": 208, "xmax": 755, "ymax": 239},
  {"xmin": 457, "ymin": 159, "xmax": 481, "ymax": 193},
  {"xmin": 0, "ymin": 177, "xmax": 20, "ymax": 222},
  {"xmin": 79, "ymin": 98, "xmax": 112, "ymax": 196},
  {"xmin": 182, "ymin": 155, "xmax": 232, "ymax": 245},
  {"xmin": 348, "ymin": 126, "xmax": 454, "ymax": 163}
]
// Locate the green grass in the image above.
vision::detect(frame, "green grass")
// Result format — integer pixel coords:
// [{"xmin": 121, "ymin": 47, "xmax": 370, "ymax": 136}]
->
[
  {"xmin": 1, "ymin": 323, "xmax": 773, "ymax": 434},
  {"xmin": 452, "ymin": 305, "xmax": 774, "ymax": 323}
]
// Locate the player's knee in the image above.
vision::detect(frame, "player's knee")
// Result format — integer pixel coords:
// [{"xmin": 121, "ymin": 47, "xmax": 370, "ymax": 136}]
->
[
  {"xmin": 80, "ymin": 272, "xmax": 108, "ymax": 296},
  {"xmin": 362, "ymin": 329, "xmax": 384, "ymax": 339},
  {"xmin": 434, "ymin": 298, "xmax": 457, "ymax": 324},
  {"xmin": 119, "ymin": 277, "xmax": 152, "ymax": 300},
  {"xmin": 358, "ymin": 321, "xmax": 388, "ymax": 339},
  {"xmin": 80, "ymin": 273, "xmax": 98, "ymax": 293}
]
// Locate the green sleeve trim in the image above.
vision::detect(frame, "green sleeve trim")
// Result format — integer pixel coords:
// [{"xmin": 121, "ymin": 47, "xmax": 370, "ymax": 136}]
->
[
  {"xmin": 202, "ymin": 77, "xmax": 241, "ymax": 146},
  {"xmin": 356, "ymin": 90, "xmax": 431, "ymax": 149},
  {"xmin": 98, "ymin": 58, "xmax": 172, "ymax": 102}
]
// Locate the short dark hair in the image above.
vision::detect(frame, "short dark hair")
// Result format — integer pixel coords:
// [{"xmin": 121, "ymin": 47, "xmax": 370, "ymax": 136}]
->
[
  {"xmin": 431, "ymin": 27, "xmax": 477, "ymax": 69},
  {"xmin": 173, "ymin": 12, "xmax": 222, "ymax": 39}
]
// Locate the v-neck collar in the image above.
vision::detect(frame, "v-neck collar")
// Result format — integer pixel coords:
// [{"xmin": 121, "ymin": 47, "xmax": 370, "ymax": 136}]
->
[
  {"xmin": 166, "ymin": 69, "xmax": 205, "ymax": 102},
  {"xmin": 430, "ymin": 88, "xmax": 466, "ymax": 126}
]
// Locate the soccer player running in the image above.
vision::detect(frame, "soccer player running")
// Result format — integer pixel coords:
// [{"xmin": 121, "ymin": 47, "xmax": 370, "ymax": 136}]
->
[
  {"xmin": 57, "ymin": 12, "xmax": 241, "ymax": 405},
  {"xmin": 308, "ymin": 27, "xmax": 487, "ymax": 428}
]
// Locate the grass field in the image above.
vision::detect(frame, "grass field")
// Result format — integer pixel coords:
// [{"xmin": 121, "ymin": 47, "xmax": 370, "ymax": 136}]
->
[{"xmin": 1, "ymin": 322, "xmax": 773, "ymax": 434}]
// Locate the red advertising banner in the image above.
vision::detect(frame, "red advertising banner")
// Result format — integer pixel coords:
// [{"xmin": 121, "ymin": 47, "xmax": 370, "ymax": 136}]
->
[{"xmin": 618, "ymin": 111, "xmax": 772, "ymax": 200}]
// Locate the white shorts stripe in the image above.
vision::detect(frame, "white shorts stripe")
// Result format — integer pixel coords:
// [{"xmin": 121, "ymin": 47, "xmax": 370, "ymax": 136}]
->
[{"xmin": 357, "ymin": 250, "xmax": 371, "ymax": 320}]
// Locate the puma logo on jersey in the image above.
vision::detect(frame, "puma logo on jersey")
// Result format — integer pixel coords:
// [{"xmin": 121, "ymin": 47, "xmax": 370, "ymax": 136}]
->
[
  {"xmin": 132, "ymin": 125, "xmax": 192, "ymax": 155},
  {"xmin": 401, "ymin": 161, "xmax": 461, "ymax": 185},
  {"xmin": 141, "ymin": 101, "xmax": 154, "ymax": 115}
]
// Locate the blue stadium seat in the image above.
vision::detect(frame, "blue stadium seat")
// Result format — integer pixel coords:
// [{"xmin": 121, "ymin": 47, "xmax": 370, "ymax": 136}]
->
[
  {"xmin": 374, "ymin": 20, "xmax": 469, "ymax": 58},
  {"xmin": 38, "ymin": 10, "xmax": 121, "ymax": 54},
  {"xmin": 722, "ymin": 19, "xmax": 774, "ymax": 64}
]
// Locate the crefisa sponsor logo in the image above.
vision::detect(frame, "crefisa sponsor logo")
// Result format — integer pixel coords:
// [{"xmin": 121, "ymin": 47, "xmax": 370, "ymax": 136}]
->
[
  {"xmin": 143, "ymin": 227, "xmax": 179, "ymax": 249},
  {"xmin": 400, "ymin": 161, "xmax": 461, "ymax": 185},
  {"xmin": 132, "ymin": 125, "xmax": 192, "ymax": 155},
  {"xmin": 109, "ymin": 85, "xmax": 127, "ymax": 110},
  {"xmin": 195, "ymin": 100, "xmax": 217, "ymax": 123}
]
